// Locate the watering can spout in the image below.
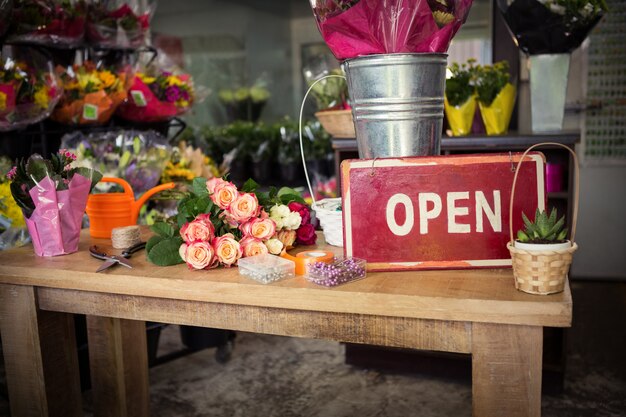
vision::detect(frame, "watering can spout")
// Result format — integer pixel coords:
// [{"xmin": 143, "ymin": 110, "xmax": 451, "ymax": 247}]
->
[{"xmin": 132, "ymin": 182, "xmax": 176, "ymax": 223}]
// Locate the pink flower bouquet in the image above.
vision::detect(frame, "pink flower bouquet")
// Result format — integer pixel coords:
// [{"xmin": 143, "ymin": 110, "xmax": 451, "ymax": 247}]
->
[
  {"xmin": 10, "ymin": 0, "xmax": 86, "ymax": 47},
  {"xmin": 6, "ymin": 150, "xmax": 102, "ymax": 256},
  {"xmin": 146, "ymin": 178, "xmax": 316, "ymax": 269},
  {"xmin": 309, "ymin": 0, "xmax": 473, "ymax": 60},
  {"xmin": 87, "ymin": 1, "xmax": 155, "ymax": 48}
]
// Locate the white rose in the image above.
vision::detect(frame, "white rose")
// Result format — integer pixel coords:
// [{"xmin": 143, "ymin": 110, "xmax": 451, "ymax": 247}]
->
[
  {"xmin": 284, "ymin": 212, "xmax": 302, "ymax": 230},
  {"xmin": 270, "ymin": 204, "xmax": 290, "ymax": 218},
  {"xmin": 179, "ymin": 243, "xmax": 188, "ymax": 262},
  {"xmin": 264, "ymin": 238, "xmax": 284, "ymax": 255}
]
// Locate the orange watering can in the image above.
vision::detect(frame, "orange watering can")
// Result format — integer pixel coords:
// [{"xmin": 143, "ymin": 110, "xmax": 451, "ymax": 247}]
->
[{"xmin": 86, "ymin": 177, "xmax": 176, "ymax": 238}]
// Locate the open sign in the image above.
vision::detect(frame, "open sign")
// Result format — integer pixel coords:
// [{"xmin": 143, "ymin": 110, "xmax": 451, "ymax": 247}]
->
[{"xmin": 341, "ymin": 153, "xmax": 546, "ymax": 271}]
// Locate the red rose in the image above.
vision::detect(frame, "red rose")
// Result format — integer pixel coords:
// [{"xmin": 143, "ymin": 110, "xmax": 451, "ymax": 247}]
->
[
  {"xmin": 288, "ymin": 201, "xmax": 310, "ymax": 225},
  {"xmin": 110, "ymin": 4, "xmax": 134, "ymax": 19},
  {"xmin": 296, "ymin": 223, "xmax": 317, "ymax": 246}
]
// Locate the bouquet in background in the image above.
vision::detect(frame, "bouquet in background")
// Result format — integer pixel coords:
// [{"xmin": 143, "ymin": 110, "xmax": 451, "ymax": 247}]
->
[
  {"xmin": 147, "ymin": 177, "xmax": 316, "ymax": 269},
  {"xmin": 10, "ymin": 0, "xmax": 86, "ymax": 47},
  {"xmin": 0, "ymin": 45, "xmax": 62, "ymax": 131},
  {"xmin": 475, "ymin": 61, "xmax": 516, "ymax": 135},
  {"xmin": 0, "ymin": 156, "xmax": 30, "ymax": 251},
  {"xmin": 52, "ymin": 60, "xmax": 132, "ymax": 125},
  {"xmin": 161, "ymin": 141, "xmax": 222, "ymax": 184},
  {"xmin": 117, "ymin": 67, "xmax": 195, "ymax": 123},
  {"xmin": 444, "ymin": 59, "xmax": 478, "ymax": 136},
  {"xmin": 87, "ymin": 0, "xmax": 155, "ymax": 48},
  {"xmin": 61, "ymin": 129, "xmax": 172, "ymax": 194},
  {"xmin": 6, "ymin": 150, "xmax": 102, "ymax": 256},
  {"xmin": 498, "ymin": 0, "xmax": 607, "ymax": 55},
  {"xmin": 309, "ymin": 0, "xmax": 473, "ymax": 60}
]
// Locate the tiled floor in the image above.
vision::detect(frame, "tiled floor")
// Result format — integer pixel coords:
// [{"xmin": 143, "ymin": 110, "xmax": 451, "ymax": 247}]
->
[{"xmin": 2, "ymin": 280, "xmax": 626, "ymax": 417}]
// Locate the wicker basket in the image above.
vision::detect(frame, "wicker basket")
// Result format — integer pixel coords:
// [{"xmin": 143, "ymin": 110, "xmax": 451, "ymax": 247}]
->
[
  {"xmin": 312, "ymin": 198, "xmax": 343, "ymax": 247},
  {"xmin": 315, "ymin": 110, "xmax": 355, "ymax": 138},
  {"xmin": 507, "ymin": 142, "xmax": 580, "ymax": 295}
]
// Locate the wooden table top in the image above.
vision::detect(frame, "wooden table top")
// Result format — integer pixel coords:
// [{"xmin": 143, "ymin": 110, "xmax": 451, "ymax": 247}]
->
[{"xmin": 0, "ymin": 231, "xmax": 572, "ymax": 327}]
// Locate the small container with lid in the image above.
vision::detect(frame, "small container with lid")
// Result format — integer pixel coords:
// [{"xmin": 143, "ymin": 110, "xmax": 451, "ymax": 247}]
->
[
  {"xmin": 305, "ymin": 257, "xmax": 367, "ymax": 287},
  {"xmin": 238, "ymin": 254, "xmax": 295, "ymax": 284}
]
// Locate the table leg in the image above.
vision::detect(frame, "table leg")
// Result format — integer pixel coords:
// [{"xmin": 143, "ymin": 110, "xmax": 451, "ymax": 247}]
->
[
  {"xmin": 0, "ymin": 284, "xmax": 82, "ymax": 417},
  {"xmin": 86, "ymin": 316, "xmax": 149, "ymax": 417},
  {"xmin": 471, "ymin": 323, "xmax": 543, "ymax": 417}
]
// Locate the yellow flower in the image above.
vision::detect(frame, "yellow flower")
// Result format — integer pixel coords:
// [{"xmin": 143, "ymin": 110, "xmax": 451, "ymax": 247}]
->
[
  {"xmin": 34, "ymin": 87, "xmax": 49, "ymax": 109},
  {"xmin": 178, "ymin": 100, "xmax": 189, "ymax": 108},
  {"xmin": 98, "ymin": 70, "xmax": 117, "ymax": 89},
  {"xmin": 0, "ymin": 92, "xmax": 6, "ymax": 111},
  {"xmin": 167, "ymin": 76, "xmax": 184, "ymax": 87},
  {"xmin": 138, "ymin": 73, "xmax": 156, "ymax": 84},
  {"xmin": 77, "ymin": 72, "xmax": 103, "ymax": 92},
  {"xmin": 0, "ymin": 183, "xmax": 25, "ymax": 228},
  {"xmin": 64, "ymin": 81, "xmax": 80, "ymax": 90}
]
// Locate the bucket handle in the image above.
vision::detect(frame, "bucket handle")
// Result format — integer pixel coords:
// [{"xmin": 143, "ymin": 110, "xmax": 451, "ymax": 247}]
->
[
  {"xmin": 100, "ymin": 177, "xmax": 135, "ymax": 196},
  {"xmin": 508, "ymin": 142, "xmax": 580, "ymax": 245},
  {"xmin": 299, "ymin": 74, "xmax": 347, "ymax": 207}
]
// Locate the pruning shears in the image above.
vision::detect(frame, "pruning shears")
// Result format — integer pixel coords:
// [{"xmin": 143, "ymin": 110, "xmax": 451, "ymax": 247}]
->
[{"xmin": 89, "ymin": 241, "xmax": 146, "ymax": 273}]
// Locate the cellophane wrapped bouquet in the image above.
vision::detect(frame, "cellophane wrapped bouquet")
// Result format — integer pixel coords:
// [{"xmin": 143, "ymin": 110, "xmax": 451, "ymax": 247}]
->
[
  {"xmin": 309, "ymin": 0, "xmax": 473, "ymax": 60},
  {"xmin": 117, "ymin": 65, "xmax": 195, "ymax": 123},
  {"xmin": 61, "ymin": 129, "xmax": 172, "ymax": 195},
  {"xmin": 0, "ymin": 156, "xmax": 30, "ymax": 251},
  {"xmin": 146, "ymin": 177, "xmax": 316, "ymax": 269},
  {"xmin": 9, "ymin": 0, "xmax": 87, "ymax": 47},
  {"xmin": 0, "ymin": 45, "xmax": 62, "ymax": 132},
  {"xmin": 52, "ymin": 60, "xmax": 132, "ymax": 125},
  {"xmin": 498, "ymin": 0, "xmax": 607, "ymax": 55},
  {"xmin": 87, "ymin": 0, "xmax": 155, "ymax": 48},
  {"xmin": 6, "ymin": 150, "xmax": 102, "ymax": 256}
]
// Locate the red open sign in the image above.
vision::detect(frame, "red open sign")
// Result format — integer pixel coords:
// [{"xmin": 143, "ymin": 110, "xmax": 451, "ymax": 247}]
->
[{"xmin": 341, "ymin": 153, "xmax": 546, "ymax": 271}]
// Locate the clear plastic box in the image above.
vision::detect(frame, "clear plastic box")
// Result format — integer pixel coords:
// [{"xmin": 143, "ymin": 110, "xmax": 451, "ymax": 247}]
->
[
  {"xmin": 238, "ymin": 254, "xmax": 295, "ymax": 284},
  {"xmin": 305, "ymin": 257, "xmax": 367, "ymax": 287}
]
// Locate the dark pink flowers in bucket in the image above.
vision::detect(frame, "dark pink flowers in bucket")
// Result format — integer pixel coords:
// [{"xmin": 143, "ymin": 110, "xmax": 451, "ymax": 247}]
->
[{"xmin": 309, "ymin": 0, "xmax": 474, "ymax": 60}]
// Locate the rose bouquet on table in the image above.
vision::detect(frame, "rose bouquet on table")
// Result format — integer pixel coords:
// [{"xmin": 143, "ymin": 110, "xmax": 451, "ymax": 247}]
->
[
  {"xmin": 61, "ymin": 129, "xmax": 172, "ymax": 195},
  {"xmin": 52, "ymin": 60, "xmax": 132, "ymax": 125},
  {"xmin": 146, "ymin": 177, "xmax": 316, "ymax": 269},
  {"xmin": 117, "ymin": 68, "xmax": 195, "ymax": 123},
  {"xmin": 309, "ymin": 0, "xmax": 473, "ymax": 60},
  {"xmin": 9, "ymin": 0, "xmax": 86, "ymax": 47},
  {"xmin": 0, "ymin": 46, "xmax": 62, "ymax": 131},
  {"xmin": 6, "ymin": 150, "xmax": 102, "ymax": 256},
  {"xmin": 87, "ymin": 0, "xmax": 155, "ymax": 48}
]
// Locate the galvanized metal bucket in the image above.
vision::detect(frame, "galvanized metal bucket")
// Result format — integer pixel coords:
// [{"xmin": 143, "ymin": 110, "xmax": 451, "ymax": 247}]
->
[
  {"xmin": 342, "ymin": 53, "xmax": 447, "ymax": 158},
  {"xmin": 530, "ymin": 53, "xmax": 571, "ymax": 133}
]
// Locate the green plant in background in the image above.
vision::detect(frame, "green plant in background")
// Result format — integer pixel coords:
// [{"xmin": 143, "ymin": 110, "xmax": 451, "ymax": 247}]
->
[
  {"xmin": 475, "ymin": 61, "xmax": 511, "ymax": 106},
  {"xmin": 445, "ymin": 59, "xmax": 477, "ymax": 107},
  {"xmin": 309, "ymin": 68, "xmax": 349, "ymax": 111},
  {"xmin": 517, "ymin": 208, "xmax": 568, "ymax": 244}
]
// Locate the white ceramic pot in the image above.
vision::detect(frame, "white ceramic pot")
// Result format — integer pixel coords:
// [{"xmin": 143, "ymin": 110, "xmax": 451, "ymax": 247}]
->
[{"xmin": 513, "ymin": 240, "xmax": 572, "ymax": 252}]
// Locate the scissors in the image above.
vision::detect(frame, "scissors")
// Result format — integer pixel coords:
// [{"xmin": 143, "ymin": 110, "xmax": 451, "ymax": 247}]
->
[{"xmin": 89, "ymin": 241, "xmax": 146, "ymax": 273}]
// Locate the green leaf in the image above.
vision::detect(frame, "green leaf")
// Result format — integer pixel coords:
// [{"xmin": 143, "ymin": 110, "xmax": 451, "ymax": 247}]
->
[
  {"xmin": 242, "ymin": 178, "xmax": 259, "ymax": 193},
  {"xmin": 146, "ymin": 235, "xmax": 164, "ymax": 253},
  {"xmin": 151, "ymin": 222, "xmax": 175, "ymax": 238},
  {"xmin": 192, "ymin": 177, "xmax": 209, "ymax": 197},
  {"xmin": 517, "ymin": 230, "xmax": 529, "ymax": 242},
  {"xmin": 557, "ymin": 229, "xmax": 568, "ymax": 241},
  {"xmin": 147, "ymin": 237, "xmax": 184, "ymax": 266}
]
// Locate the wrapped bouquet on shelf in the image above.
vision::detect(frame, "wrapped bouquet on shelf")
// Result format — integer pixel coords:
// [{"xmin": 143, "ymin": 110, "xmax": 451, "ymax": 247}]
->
[
  {"xmin": 87, "ymin": 0, "xmax": 155, "ymax": 48},
  {"xmin": 0, "ymin": 45, "xmax": 62, "ymax": 132},
  {"xmin": 9, "ymin": 0, "xmax": 86, "ymax": 47},
  {"xmin": 117, "ymin": 66, "xmax": 195, "ymax": 123},
  {"xmin": 61, "ymin": 129, "xmax": 172, "ymax": 195},
  {"xmin": 52, "ymin": 60, "xmax": 132, "ymax": 125}
]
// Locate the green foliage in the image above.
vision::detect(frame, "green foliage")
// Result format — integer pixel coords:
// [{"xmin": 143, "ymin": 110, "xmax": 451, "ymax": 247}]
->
[
  {"xmin": 475, "ymin": 61, "xmax": 511, "ymax": 106},
  {"xmin": 146, "ymin": 236, "xmax": 184, "ymax": 266},
  {"xmin": 445, "ymin": 59, "xmax": 477, "ymax": 107},
  {"xmin": 516, "ymin": 208, "xmax": 568, "ymax": 244},
  {"xmin": 309, "ymin": 68, "xmax": 349, "ymax": 111}
]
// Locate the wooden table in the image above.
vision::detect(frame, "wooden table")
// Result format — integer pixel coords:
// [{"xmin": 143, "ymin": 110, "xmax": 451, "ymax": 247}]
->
[{"xmin": 0, "ymin": 232, "xmax": 572, "ymax": 417}]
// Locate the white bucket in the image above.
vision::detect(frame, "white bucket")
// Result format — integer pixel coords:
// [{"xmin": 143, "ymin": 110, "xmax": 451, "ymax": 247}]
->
[{"xmin": 312, "ymin": 198, "xmax": 343, "ymax": 247}]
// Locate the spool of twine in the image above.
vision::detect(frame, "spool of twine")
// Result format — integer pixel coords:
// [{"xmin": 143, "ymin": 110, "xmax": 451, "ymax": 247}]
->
[{"xmin": 111, "ymin": 226, "xmax": 141, "ymax": 249}]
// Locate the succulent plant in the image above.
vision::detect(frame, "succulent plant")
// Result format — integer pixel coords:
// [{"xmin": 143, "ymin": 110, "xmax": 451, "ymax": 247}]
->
[{"xmin": 517, "ymin": 208, "xmax": 568, "ymax": 244}]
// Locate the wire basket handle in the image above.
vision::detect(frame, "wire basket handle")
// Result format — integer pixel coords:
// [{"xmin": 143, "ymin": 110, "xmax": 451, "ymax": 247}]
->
[{"xmin": 509, "ymin": 142, "xmax": 580, "ymax": 244}]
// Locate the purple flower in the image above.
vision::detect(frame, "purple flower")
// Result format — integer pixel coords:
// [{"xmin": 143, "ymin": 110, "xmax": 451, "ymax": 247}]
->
[
  {"xmin": 6, "ymin": 166, "xmax": 17, "ymax": 180},
  {"xmin": 181, "ymin": 89, "xmax": 190, "ymax": 101},
  {"xmin": 165, "ymin": 86, "xmax": 181, "ymax": 103}
]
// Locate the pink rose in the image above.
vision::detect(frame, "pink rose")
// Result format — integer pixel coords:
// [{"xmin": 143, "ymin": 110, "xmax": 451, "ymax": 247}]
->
[
  {"xmin": 228, "ymin": 193, "xmax": 260, "ymax": 223},
  {"xmin": 213, "ymin": 233, "xmax": 242, "ymax": 267},
  {"xmin": 184, "ymin": 241, "xmax": 216, "ymax": 270},
  {"xmin": 276, "ymin": 229, "xmax": 297, "ymax": 249},
  {"xmin": 240, "ymin": 217, "xmax": 276, "ymax": 241},
  {"xmin": 180, "ymin": 216, "xmax": 215, "ymax": 243},
  {"xmin": 288, "ymin": 201, "xmax": 311, "ymax": 225},
  {"xmin": 296, "ymin": 223, "xmax": 317, "ymax": 246},
  {"xmin": 207, "ymin": 177, "xmax": 238, "ymax": 210},
  {"xmin": 240, "ymin": 236, "xmax": 269, "ymax": 258}
]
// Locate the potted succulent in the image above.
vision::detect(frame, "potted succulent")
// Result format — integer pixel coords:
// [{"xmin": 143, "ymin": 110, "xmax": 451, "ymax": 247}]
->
[
  {"xmin": 475, "ymin": 61, "xmax": 516, "ymax": 135},
  {"xmin": 507, "ymin": 143, "xmax": 579, "ymax": 295},
  {"xmin": 444, "ymin": 59, "xmax": 477, "ymax": 136}
]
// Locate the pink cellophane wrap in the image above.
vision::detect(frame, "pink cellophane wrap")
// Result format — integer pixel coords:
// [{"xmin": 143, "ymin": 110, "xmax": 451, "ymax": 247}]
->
[
  {"xmin": 311, "ymin": 0, "xmax": 473, "ymax": 60},
  {"xmin": 24, "ymin": 174, "xmax": 91, "ymax": 257},
  {"xmin": 117, "ymin": 76, "xmax": 183, "ymax": 122}
]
